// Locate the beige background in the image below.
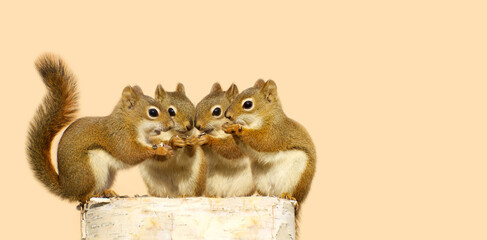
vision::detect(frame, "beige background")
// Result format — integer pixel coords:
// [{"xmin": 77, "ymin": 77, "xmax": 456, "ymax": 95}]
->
[{"xmin": 1, "ymin": 1, "xmax": 486, "ymax": 239}]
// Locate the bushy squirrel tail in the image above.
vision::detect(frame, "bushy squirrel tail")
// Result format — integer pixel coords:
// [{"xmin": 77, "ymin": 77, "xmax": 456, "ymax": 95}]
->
[{"xmin": 26, "ymin": 54, "xmax": 79, "ymax": 199}]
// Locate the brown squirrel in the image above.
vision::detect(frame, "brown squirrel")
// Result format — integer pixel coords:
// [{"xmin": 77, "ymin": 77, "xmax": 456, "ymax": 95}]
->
[
  {"xmin": 139, "ymin": 83, "xmax": 206, "ymax": 197},
  {"xmin": 26, "ymin": 54, "xmax": 174, "ymax": 203},
  {"xmin": 195, "ymin": 83, "xmax": 255, "ymax": 197},
  {"xmin": 223, "ymin": 79, "xmax": 316, "ymax": 205}
]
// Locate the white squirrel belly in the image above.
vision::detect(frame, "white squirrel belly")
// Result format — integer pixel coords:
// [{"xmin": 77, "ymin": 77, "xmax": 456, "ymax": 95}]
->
[
  {"xmin": 138, "ymin": 129, "xmax": 184, "ymax": 197},
  {"xmin": 139, "ymin": 148, "xmax": 204, "ymax": 197},
  {"xmin": 244, "ymin": 147, "xmax": 308, "ymax": 196},
  {"xmin": 139, "ymin": 158, "xmax": 178, "ymax": 197},
  {"xmin": 177, "ymin": 148, "xmax": 205, "ymax": 195},
  {"xmin": 138, "ymin": 150, "xmax": 184, "ymax": 197},
  {"xmin": 88, "ymin": 149, "xmax": 131, "ymax": 194},
  {"xmin": 205, "ymin": 150, "xmax": 254, "ymax": 197}
]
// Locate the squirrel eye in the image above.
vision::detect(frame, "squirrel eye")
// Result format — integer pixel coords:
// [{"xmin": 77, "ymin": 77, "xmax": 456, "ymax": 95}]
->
[
  {"xmin": 148, "ymin": 107, "xmax": 160, "ymax": 119},
  {"xmin": 242, "ymin": 100, "xmax": 253, "ymax": 110},
  {"xmin": 168, "ymin": 107, "xmax": 176, "ymax": 117},
  {"xmin": 212, "ymin": 107, "xmax": 222, "ymax": 117}
]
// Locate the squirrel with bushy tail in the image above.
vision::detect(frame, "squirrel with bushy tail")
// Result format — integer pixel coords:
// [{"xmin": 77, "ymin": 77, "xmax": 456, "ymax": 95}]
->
[{"xmin": 26, "ymin": 54, "xmax": 174, "ymax": 203}]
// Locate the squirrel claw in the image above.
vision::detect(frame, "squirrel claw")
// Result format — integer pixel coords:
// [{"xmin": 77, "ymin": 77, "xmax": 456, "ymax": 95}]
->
[
  {"xmin": 197, "ymin": 134, "xmax": 209, "ymax": 145},
  {"xmin": 165, "ymin": 147, "xmax": 174, "ymax": 158},
  {"xmin": 222, "ymin": 123, "xmax": 242, "ymax": 134},
  {"xmin": 185, "ymin": 135, "xmax": 199, "ymax": 147},
  {"xmin": 280, "ymin": 192, "xmax": 297, "ymax": 202},
  {"xmin": 154, "ymin": 144, "xmax": 173, "ymax": 157},
  {"xmin": 93, "ymin": 189, "xmax": 119, "ymax": 199},
  {"xmin": 169, "ymin": 136, "xmax": 186, "ymax": 148}
]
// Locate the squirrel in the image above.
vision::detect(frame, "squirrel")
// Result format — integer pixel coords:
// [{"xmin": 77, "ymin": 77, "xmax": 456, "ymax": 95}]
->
[
  {"xmin": 222, "ymin": 79, "xmax": 316, "ymax": 206},
  {"xmin": 195, "ymin": 83, "xmax": 255, "ymax": 197},
  {"xmin": 26, "ymin": 54, "xmax": 174, "ymax": 203},
  {"xmin": 138, "ymin": 83, "xmax": 206, "ymax": 197}
]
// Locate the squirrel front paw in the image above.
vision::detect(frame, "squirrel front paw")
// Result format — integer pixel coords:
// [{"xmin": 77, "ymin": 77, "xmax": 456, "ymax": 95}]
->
[
  {"xmin": 153, "ymin": 144, "xmax": 174, "ymax": 158},
  {"xmin": 185, "ymin": 135, "xmax": 200, "ymax": 147},
  {"xmin": 197, "ymin": 134, "xmax": 209, "ymax": 145},
  {"xmin": 222, "ymin": 122, "xmax": 242, "ymax": 134},
  {"xmin": 169, "ymin": 136, "xmax": 186, "ymax": 148}
]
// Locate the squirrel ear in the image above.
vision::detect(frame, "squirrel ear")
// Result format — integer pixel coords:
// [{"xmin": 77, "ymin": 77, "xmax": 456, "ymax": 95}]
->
[
  {"xmin": 155, "ymin": 84, "xmax": 167, "ymax": 101},
  {"xmin": 176, "ymin": 83, "xmax": 186, "ymax": 95},
  {"xmin": 122, "ymin": 86, "xmax": 140, "ymax": 109},
  {"xmin": 132, "ymin": 85, "xmax": 144, "ymax": 95},
  {"xmin": 261, "ymin": 80, "xmax": 278, "ymax": 102},
  {"xmin": 254, "ymin": 79, "xmax": 266, "ymax": 88},
  {"xmin": 225, "ymin": 83, "xmax": 239, "ymax": 100},
  {"xmin": 210, "ymin": 82, "xmax": 223, "ymax": 94}
]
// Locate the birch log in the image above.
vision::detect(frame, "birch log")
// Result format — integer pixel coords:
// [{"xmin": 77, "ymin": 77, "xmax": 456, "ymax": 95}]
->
[{"xmin": 81, "ymin": 196, "xmax": 297, "ymax": 240}]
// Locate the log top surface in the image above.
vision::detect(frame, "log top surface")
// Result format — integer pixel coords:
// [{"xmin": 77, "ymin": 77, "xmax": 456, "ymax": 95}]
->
[{"xmin": 82, "ymin": 196, "xmax": 297, "ymax": 240}]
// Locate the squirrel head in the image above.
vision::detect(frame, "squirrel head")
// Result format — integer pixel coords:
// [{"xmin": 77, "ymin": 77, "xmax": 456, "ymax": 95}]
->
[
  {"xmin": 115, "ymin": 85, "xmax": 175, "ymax": 137},
  {"xmin": 154, "ymin": 83, "xmax": 195, "ymax": 135},
  {"xmin": 224, "ymin": 79, "xmax": 282, "ymax": 129},
  {"xmin": 195, "ymin": 83, "xmax": 239, "ymax": 136}
]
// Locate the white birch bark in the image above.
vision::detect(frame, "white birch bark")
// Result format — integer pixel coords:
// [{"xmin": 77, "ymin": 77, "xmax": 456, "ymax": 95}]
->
[{"xmin": 81, "ymin": 196, "xmax": 297, "ymax": 240}]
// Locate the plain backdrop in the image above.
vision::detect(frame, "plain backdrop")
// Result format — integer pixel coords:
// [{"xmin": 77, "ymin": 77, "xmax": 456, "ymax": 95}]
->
[{"xmin": 1, "ymin": 1, "xmax": 486, "ymax": 239}]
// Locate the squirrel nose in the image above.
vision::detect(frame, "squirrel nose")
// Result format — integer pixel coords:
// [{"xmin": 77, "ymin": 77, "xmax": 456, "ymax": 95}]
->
[
  {"xmin": 166, "ymin": 120, "xmax": 175, "ymax": 131},
  {"xmin": 194, "ymin": 119, "xmax": 201, "ymax": 130},
  {"xmin": 225, "ymin": 110, "xmax": 232, "ymax": 120}
]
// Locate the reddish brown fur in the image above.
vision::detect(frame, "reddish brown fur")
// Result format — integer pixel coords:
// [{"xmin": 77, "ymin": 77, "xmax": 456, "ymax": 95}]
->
[
  {"xmin": 183, "ymin": 137, "xmax": 207, "ymax": 195},
  {"xmin": 193, "ymin": 147, "xmax": 207, "ymax": 196},
  {"xmin": 195, "ymin": 83, "xmax": 255, "ymax": 197},
  {"xmin": 27, "ymin": 54, "xmax": 174, "ymax": 202},
  {"xmin": 200, "ymin": 135, "xmax": 245, "ymax": 159},
  {"xmin": 223, "ymin": 79, "xmax": 316, "ymax": 204},
  {"xmin": 139, "ymin": 83, "xmax": 206, "ymax": 197},
  {"xmin": 195, "ymin": 82, "xmax": 245, "ymax": 160},
  {"xmin": 27, "ymin": 54, "xmax": 79, "ymax": 199}
]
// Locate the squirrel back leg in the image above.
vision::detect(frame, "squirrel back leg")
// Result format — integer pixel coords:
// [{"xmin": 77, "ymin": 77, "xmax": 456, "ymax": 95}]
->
[{"xmin": 57, "ymin": 153, "xmax": 96, "ymax": 202}]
